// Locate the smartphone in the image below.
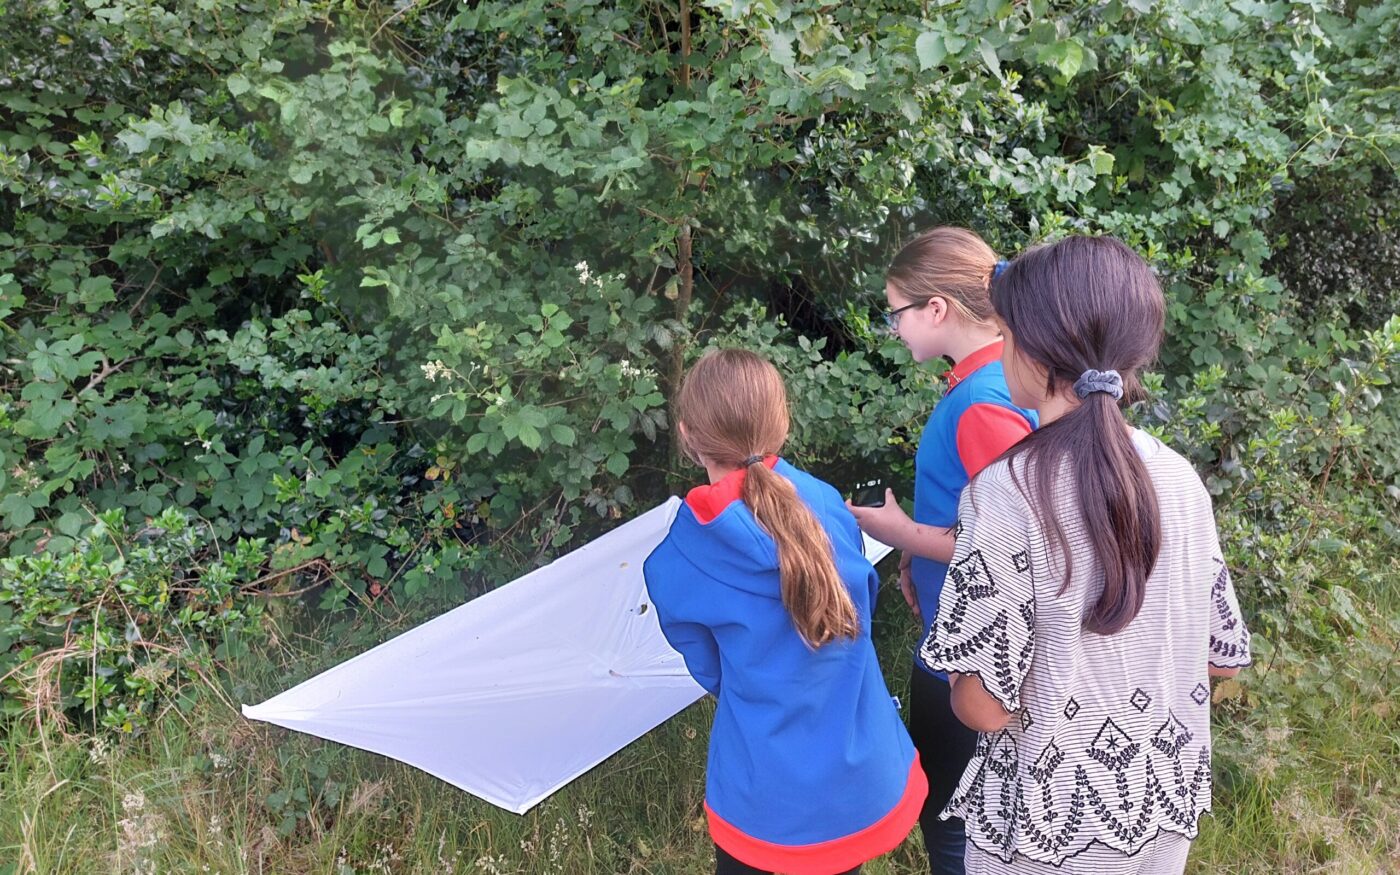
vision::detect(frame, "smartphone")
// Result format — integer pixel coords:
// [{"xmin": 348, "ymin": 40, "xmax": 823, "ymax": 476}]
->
[{"xmin": 851, "ymin": 480, "xmax": 886, "ymax": 508}]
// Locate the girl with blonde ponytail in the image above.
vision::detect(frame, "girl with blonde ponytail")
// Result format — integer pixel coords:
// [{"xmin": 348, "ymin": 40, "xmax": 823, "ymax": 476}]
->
[{"xmin": 645, "ymin": 349, "xmax": 926, "ymax": 875}]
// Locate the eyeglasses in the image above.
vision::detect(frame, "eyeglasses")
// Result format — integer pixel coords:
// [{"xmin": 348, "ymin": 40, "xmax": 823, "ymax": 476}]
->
[{"xmin": 881, "ymin": 301, "xmax": 923, "ymax": 332}]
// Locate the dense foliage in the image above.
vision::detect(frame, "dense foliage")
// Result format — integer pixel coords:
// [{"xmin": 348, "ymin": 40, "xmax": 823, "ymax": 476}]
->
[{"xmin": 1, "ymin": 0, "xmax": 1397, "ymax": 737}]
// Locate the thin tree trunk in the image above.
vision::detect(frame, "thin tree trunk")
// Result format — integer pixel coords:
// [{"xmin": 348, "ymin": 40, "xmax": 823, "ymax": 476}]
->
[{"xmin": 667, "ymin": 221, "xmax": 694, "ymax": 481}]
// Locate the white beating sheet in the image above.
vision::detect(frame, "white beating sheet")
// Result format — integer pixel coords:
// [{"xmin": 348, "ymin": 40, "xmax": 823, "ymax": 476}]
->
[{"xmin": 243, "ymin": 497, "xmax": 895, "ymax": 814}]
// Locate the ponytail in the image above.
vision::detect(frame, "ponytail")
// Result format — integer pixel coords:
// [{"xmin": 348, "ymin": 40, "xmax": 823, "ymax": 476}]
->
[
  {"xmin": 1009, "ymin": 394, "xmax": 1161, "ymax": 634},
  {"xmin": 742, "ymin": 461, "xmax": 860, "ymax": 648},
  {"xmin": 990, "ymin": 236, "xmax": 1167, "ymax": 635}
]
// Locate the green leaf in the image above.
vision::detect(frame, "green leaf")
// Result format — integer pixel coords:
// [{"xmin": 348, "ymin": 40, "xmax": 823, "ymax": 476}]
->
[
  {"xmin": 1088, "ymin": 148, "xmax": 1115, "ymax": 175},
  {"xmin": 0, "ymin": 494, "xmax": 35, "ymax": 529},
  {"xmin": 979, "ymin": 39, "xmax": 1002, "ymax": 77},
  {"xmin": 227, "ymin": 73, "xmax": 251, "ymax": 96},
  {"xmin": 769, "ymin": 31, "xmax": 796, "ymax": 68},
  {"xmin": 550, "ymin": 424, "xmax": 576, "ymax": 446},
  {"xmin": 1045, "ymin": 39, "xmax": 1086, "ymax": 80},
  {"xmin": 915, "ymin": 32, "xmax": 945, "ymax": 71},
  {"xmin": 606, "ymin": 452, "xmax": 630, "ymax": 477}
]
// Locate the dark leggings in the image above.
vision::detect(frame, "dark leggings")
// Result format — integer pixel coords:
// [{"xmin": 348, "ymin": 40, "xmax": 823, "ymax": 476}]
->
[
  {"xmin": 714, "ymin": 844, "xmax": 862, "ymax": 875},
  {"xmin": 909, "ymin": 663, "xmax": 979, "ymax": 875}
]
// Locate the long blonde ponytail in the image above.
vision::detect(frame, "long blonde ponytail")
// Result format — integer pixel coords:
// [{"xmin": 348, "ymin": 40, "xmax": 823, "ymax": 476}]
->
[{"xmin": 677, "ymin": 349, "xmax": 859, "ymax": 648}]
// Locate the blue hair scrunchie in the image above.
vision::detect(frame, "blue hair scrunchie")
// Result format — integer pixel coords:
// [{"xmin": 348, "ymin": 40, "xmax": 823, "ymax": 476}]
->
[
  {"xmin": 1073, "ymin": 368, "xmax": 1124, "ymax": 401},
  {"xmin": 992, "ymin": 259, "xmax": 1010, "ymax": 279}
]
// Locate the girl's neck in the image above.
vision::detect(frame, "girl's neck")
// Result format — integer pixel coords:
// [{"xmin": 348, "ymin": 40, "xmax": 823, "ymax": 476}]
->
[
  {"xmin": 704, "ymin": 461, "xmax": 740, "ymax": 484},
  {"xmin": 1036, "ymin": 393, "xmax": 1079, "ymax": 425},
  {"xmin": 941, "ymin": 324, "xmax": 1003, "ymax": 366}
]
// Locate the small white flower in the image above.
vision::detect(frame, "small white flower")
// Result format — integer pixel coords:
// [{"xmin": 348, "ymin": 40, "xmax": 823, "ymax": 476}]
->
[{"xmin": 421, "ymin": 360, "xmax": 451, "ymax": 382}]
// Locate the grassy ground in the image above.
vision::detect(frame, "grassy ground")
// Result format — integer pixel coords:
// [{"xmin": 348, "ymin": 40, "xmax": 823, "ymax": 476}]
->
[{"xmin": 2, "ymin": 556, "xmax": 1397, "ymax": 874}]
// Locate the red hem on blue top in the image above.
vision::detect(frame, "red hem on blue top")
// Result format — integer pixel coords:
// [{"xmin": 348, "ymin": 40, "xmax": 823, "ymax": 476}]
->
[{"xmin": 705, "ymin": 755, "xmax": 928, "ymax": 875}]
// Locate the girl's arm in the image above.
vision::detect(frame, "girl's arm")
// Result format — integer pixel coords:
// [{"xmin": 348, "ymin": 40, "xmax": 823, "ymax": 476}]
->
[
  {"xmin": 919, "ymin": 473, "xmax": 1037, "ymax": 731},
  {"xmin": 658, "ymin": 618, "xmax": 722, "ymax": 695},
  {"xmin": 846, "ymin": 490, "xmax": 956, "ymax": 562},
  {"xmin": 947, "ymin": 673, "xmax": 1014, "ymax": 732},
  {"xmin": 848, "ymin": 405, "xmax": 1032, "ymax": 560}
]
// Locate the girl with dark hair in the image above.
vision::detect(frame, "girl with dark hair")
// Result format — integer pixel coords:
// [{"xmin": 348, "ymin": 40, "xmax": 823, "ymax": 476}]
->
[
  {"xmin": 847, "ymin": 227, "xmax": 1037, "ymax": 875},
  {"xmin": 919, "ymin": 236, "xmax": 1252, "ymax": 874},
  {"xmin": 645, "ymin": 349, "xmax": 926, "ymax": 875}
]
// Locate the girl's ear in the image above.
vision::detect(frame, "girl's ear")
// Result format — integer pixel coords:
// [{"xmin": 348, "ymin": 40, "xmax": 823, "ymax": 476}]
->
[{"xmin": 927, "ymin": 296, "xmax": 948, "ymax": 326}]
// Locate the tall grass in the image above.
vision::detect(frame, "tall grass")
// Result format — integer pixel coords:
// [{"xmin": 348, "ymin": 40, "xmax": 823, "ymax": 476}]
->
[{"xmin": 1, "ymin": 547, "xmax": 1396, "ymax": 874}]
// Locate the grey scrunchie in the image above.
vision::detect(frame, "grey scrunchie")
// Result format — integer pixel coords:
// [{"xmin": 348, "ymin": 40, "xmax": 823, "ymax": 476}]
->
[{"xmin": 1073, "ymin": 368, "xmax": 1123, "ymax": 401}]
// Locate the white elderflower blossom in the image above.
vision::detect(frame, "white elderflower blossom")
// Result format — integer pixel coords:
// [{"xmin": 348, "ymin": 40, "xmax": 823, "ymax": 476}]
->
[{"xmin": 420, "ymin": 360, "xmax": 450, "ymax": 382}]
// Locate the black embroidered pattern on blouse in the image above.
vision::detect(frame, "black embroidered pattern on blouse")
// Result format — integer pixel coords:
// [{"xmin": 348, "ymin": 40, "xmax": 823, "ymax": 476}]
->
[{"xmin": 1208, "ymin": 559, "xmax": 1252, "ymax": 664}]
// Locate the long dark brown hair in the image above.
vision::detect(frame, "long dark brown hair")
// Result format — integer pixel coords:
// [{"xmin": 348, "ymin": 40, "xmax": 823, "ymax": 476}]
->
[
  {"xmin": 677, "ymin": 349, "xmax": 859, "ymax": 648},
  {"xmin": 991, "ymin": 236, "xmax": 1166, "ymax": 635}
]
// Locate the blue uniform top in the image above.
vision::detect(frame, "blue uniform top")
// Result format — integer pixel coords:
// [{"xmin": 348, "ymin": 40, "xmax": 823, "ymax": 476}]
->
[
  {"xmin": 644, "ymin": 458, "xmax": 926, "ymax": 874},
  {"xmin": 910, "ymin": 342, "xmax": 1038, "ymax": 677}
]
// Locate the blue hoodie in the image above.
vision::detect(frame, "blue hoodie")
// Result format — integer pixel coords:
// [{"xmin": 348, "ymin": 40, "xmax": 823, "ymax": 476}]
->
[{"xmin": 644, "ymin": 458, "xmax": 926, "ymax": 875}]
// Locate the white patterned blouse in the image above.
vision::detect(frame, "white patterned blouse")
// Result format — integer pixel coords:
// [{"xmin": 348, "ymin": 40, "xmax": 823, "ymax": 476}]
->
[{"xmin": 920, "ymin": 429, "xmax": 1252, "ymax": 867}]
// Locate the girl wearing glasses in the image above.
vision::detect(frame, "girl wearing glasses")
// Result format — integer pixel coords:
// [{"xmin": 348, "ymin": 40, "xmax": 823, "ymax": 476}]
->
[{"xmin": 847, "ymin": 226, "xmax": 1036, "ymax": 875}]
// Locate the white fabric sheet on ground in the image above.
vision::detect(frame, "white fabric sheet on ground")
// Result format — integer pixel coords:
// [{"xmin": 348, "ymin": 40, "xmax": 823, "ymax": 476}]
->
[{"xmin": 243, "ymin": 496, "xmax": 895, "ymax": 814}]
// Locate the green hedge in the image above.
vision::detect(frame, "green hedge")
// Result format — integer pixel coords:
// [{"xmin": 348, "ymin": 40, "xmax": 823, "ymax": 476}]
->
[{"xmin": 1, "ymin": 0, "xmax": 1397, "ymax": 729}]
